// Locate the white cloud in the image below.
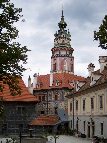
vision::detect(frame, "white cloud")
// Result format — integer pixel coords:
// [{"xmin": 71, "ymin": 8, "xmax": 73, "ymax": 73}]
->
[{"xmin": 10, "ymin": 0, "xmax": 107, "ymax": 85}]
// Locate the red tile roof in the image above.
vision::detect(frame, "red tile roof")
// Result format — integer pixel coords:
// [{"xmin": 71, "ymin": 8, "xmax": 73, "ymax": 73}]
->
[
  {"xmin": 67, "ymin": 68, "xmax": 107, "ymax": 97},
  {"xmin": 29, "ymin": 115, "xmax": 60, "ymax": 126},
  {"xmin": 79, "ymin": 68, "xmax": 107, "ymax": 92},
  {"xmin": 34, "ymin": 72, "xmax": 85, "ymax": 90},
  {"xmin": 0, "ymin": 78, "xmax": 39, "ymax": 102}
]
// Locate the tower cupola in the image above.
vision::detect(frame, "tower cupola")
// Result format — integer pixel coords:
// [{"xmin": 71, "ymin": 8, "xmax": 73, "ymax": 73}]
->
[{"xmin": 58, "ymin": 10, "xmax": 67, "ymax": 30}]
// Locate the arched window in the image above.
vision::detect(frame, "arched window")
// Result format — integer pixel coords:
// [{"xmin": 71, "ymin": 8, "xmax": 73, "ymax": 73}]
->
[
  {"xmin": 71, "ymin": 64, "xmax": 73, "ymax": 72},
  {"xmin": 53, "ymin": 63, "xmax": 56, "ymax": 71},
  {"xmin": 55, "ymin": 94, "xmax": 58, "ymax": 100},
  {"xmin": 53, "ymin": 59, "xmax": 56, "ymax": 71},
  {"xmin": 64, "ymin": 59, "xmax": 67, "ymax": 71}
]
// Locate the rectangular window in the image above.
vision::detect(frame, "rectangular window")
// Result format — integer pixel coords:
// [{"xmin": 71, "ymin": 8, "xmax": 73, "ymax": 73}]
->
[
  {"xmin": 76, "ymin": 100, "xmax": 78, "ymax": 111},
  {"xmin": 19, "ymin": 124, "xmax": 23, "ymax": 131},
  {"xmin": 48, "ymin": 95, "xmax": 52, "ymax": 101},
  {"xmin": 42, "ymin": 96, "xmax": 45, "ymax": 101},
  {"xmin": 2, "ymin": 124, "xmax": 7, "ymax": 130},
  {"xmin": 39, "ymin": 96, "xmax": 41, "ymax": 101},
  {"xmin": 17, "ymin": 107, "xmax": 22, "ymax": 114},
  {"xmin": 83, "ymin": 99, "xmax": 85, "ymax": 111},
  {"xmin": 22, "ymin": 107, "xmax": 26, "ymax": 114},
  {"xmin": 83, "ymin": 121, "xmax": 86, "ymax": 132},
  {"xmin": 91, "ymin": 97, "xmax": 94, "ymax": 110},
  {"xmin": 71, "ymin": 120, "xmax": 72, "ymax": 129},
  {"xmin": 101, "ymin": 123, "xmax": 103, "ymax": 135},
  {"xmin": 100, "ymin": 96, "xmax": 103, "ymax": 109},
  {"xmin": 70, "ymin": 102, "xmax": 72, "ymax": 112},
  {"xmin": 55, "ymin": 95, "xmax": 58, "ymax": 100}
]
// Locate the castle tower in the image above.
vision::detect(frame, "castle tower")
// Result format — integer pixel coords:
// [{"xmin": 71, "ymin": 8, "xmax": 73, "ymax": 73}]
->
[{"xmin": 51, "ymin": 10, "xmax": 74, "ymax": 74}]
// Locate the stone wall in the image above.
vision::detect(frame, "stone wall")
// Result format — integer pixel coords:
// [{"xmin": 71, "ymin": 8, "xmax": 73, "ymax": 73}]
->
[{"xmin": 0, "ymin": 101, "xmax": 37, "ymax": 134}]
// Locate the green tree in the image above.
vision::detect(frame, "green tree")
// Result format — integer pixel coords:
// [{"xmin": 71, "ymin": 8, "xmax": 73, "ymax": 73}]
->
[
  {"xmin": 0, "ymin": 0, "xmax": 30, "ymax": 95},
  {"xmin": 94, "ymin": 15, "xmax": 107, "ymax": 50}
]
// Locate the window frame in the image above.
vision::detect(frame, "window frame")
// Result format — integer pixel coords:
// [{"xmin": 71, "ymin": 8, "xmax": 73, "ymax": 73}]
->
[
  {"xmin": 99, "ymin": 95, "xmax": 103, "ymax": 109},
  {"xmin": 76, "ymin": 100, "xmax": 78, "ymax": 111},
  {"xmin": 101, "ymin": 122, "xmax": 103, "ymax": 135},
  {"xmin": 83, "ymin": 99, "xmax": 85, "ymax": 111},
  {"xmin": 91, "ymin": 97, "xmax": 94, "ymax": 110}
]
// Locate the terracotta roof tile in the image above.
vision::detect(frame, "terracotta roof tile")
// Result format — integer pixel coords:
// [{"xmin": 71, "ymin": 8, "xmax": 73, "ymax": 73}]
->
[
  {"xmin": 0, "ymin": 78, "xmax": 39, "ymax": 102},
  {"xmin": 75, "ymin": 68, "xmax": 107, "ymax": 93},
  {"xmin": 29, "ymin": 115, "xmax": 60, "ymax": 126},
  {"xmin": 34, "ymin": 73, "xmax": 85, "ymax": 90}
]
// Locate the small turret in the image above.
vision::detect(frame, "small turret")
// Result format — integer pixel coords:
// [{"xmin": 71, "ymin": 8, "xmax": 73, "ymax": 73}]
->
[
  {"xmin": 50, "ymin": 71, "xmax": 53, "ymax": 86},
  {"xmin": 87, "ymin": 63, "xmax": 95, "ymax": 76},
  {"xmin": 28, "ymin": 75, "xmax": 31, "ymax": 88},
  {"xmin": 33, "ymin": 73, "xmax": 38, "ymax": 88}
]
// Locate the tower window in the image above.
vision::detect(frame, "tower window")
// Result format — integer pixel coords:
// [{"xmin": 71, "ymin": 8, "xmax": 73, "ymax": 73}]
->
[
  {"xmin": 71, "ymin": 64, "xmax": 73, "ymax": 72},
  {"xmin": 64, "ymin": 59, "xmax": 67, "ymax": 71},
  {"xmin": 53, "ymin": 63, "xmax": 56, "ymax": 71}
]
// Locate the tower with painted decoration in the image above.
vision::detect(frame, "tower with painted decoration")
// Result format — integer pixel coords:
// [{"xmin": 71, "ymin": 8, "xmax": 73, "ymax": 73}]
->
[
  {"xmin": 51, "ymin": 10, "xmax": 74, "ymax": 74},
  {"xmin": 28, "ymin": 10, "xmax": 85, "ymax": 117}
]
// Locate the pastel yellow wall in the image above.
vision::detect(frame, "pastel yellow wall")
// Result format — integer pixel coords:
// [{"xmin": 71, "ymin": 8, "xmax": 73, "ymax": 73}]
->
[{"xmin": 68, "ymin": 88, "xmax": 107, "ymax": 116}]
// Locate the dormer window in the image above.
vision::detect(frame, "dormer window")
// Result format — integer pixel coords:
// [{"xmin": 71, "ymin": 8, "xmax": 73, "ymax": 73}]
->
[
  {"xmin": 90, "ymin": 73, "xmax": 101, "ymax": 86},
  {"xmin": 69, "ymin": 81, "xmax": 75, "ymax": 87},
  {"xmin": 55, "ymin": 80, "xmax": 60, "ymax": 86}
]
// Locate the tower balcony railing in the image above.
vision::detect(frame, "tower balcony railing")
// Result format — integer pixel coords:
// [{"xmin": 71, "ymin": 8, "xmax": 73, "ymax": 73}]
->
[{"xmin": 52, "ymin": 54, "xmax": 73, "ymax": 58}]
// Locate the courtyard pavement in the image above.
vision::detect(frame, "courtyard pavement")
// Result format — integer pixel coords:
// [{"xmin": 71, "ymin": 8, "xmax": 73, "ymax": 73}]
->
[{"xmin": 48, "ymin": 135, "xmax": 92, "ymax": 143}]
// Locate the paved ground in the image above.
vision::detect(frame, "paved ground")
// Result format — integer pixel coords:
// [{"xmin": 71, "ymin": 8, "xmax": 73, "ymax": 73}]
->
[
  {"xmin": 0, "ymin": 138, "xmax": 15, "ymax": 143},
  {"xmin": 48, "ymin": 135, "xmax": 92, "ymax": 143},
  {"xmin": 0, "ymin": 135, "xmax": 92, "ymax": 143}
]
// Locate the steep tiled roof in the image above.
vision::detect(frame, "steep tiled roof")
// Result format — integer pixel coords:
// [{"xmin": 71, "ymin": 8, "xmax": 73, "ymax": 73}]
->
[
  {"xmin": 34, "ymin": 72, "xmax": 85, "ymax": 90},
  {"xmin": 0, "ymin": 78, "xmax": 39, "ymax": 102},
  {"xmin": 75, "ymin": 68, "xmax": 107, "ymax": 93},
  {"xmin": 29, "ymin": 115, "xmax": 60, "ymax": 126},
  {"xmin": 95, "ymin": 68, "xmax": 107, "ymax": 85},
  {"xmin": 92, "ymin": 69, "xmax": 102, "ymax": 75}
]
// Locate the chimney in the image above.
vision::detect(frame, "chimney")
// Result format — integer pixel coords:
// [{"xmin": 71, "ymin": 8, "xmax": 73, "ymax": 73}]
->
[
  {"xmin": 87, "ymin": 63, "xmax": 95, "ymax": 76},
  {"xmin": 33, "ymin": 73, "xmax": 38, "ymax": 88},
  {"xmin": 28, "ymin": 75, "xmax": 31, "ymax": 88},
  {"xmin": 99, "ymin": 56, "xmax": 107, "ymax": 73},
  {"xmin": 50, "ymin": 71, "xmax": 53, "ymax": 86}
]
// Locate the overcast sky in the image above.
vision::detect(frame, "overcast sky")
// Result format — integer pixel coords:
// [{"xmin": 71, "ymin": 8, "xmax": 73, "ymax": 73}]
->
[{"xmin": 12, "ymin": 0, "xmax": 107, "ymax": 86}]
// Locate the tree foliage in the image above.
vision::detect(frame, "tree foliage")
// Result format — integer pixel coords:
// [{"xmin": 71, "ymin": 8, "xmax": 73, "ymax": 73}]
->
[
  {"xmin": 0, "ymin": 0, "xmax": 30, "ymax": 95},
  {"xmin": 94, "ymin": 15, "xmax": 107, "ymax": 50}
]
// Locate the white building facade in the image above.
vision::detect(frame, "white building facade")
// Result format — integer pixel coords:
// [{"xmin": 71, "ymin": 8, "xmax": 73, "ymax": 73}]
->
[{"xmin": 68, "ymin": 56, "xmax": 107, "ymax": 139}]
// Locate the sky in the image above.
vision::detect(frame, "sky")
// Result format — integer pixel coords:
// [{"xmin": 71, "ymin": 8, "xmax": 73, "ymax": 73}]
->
[{"xmin": 12, "ymin": 0, "xmax": 107, "ymax": 86}]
